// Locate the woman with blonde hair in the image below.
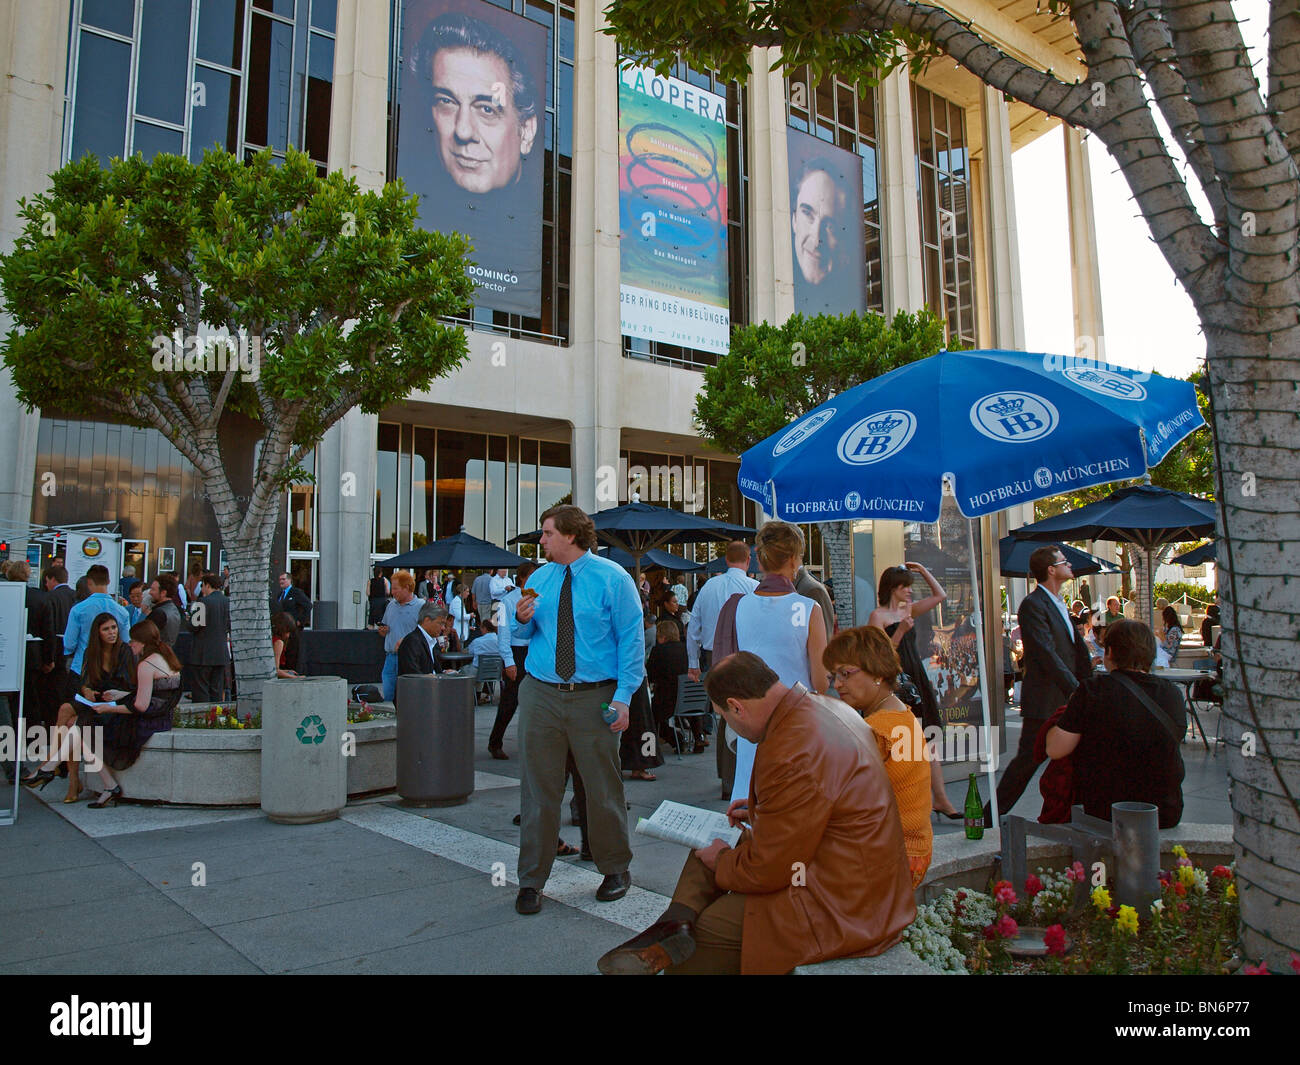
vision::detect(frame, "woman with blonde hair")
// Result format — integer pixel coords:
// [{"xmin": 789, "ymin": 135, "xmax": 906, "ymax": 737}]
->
[
  {"xmin": 713, "ymin": 520, "xmax": 828, "ymax": 801},
  {"xmin": 823, "ymin": 626, "xmax": 932, "ymax": 886}
]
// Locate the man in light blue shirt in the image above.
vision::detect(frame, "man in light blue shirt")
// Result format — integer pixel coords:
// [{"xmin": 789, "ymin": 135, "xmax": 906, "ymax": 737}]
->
[
  {"xmin": 510, "ymin": 505, "xmax": 644, "ymax": 915},
  {"xmin": 686, "ymin": 541, "xmax": 758, "ymax": 680},
  {"xmin": 63, "ymin": 564, "xmax": 131, "ymax": 677},
  {"xmin": 488, "ymin": 559, "xmax": 539, "ymax": 757},
  {"xmin": 378, "ymin": 571, "xmax": 424, "ymax": 702}
]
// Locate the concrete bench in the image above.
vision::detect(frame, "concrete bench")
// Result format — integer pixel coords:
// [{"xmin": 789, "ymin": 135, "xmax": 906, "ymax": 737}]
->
[{"xmin": 793, "ymin": 941, "xmax": 945, "ymax": 975}]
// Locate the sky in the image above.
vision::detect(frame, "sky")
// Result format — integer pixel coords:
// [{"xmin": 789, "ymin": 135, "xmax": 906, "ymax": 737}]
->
[{"xmin": 1013, "ymin": 0, "xmax": 1269, "ymax": 382}]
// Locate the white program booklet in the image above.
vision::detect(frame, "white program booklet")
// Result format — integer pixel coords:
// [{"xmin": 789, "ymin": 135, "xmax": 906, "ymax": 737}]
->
[{"xmin": 635, "ymin": 800, "xmax": 742, "ymax": 850}]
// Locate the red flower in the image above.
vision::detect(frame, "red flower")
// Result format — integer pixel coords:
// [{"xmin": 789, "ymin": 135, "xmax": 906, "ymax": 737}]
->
[
  {"xmin": 1290, "ymin": 953, "xmax": 1300, "ymax": 975},
  {"xmin": 1044, "ymin": 924, "xmax": 1066, "ymax": 956},
  {"xmin": 997, "ymin": 915, "xmax": 1019, "ymax": 939},
  {"xmin": 1158, "ymin": 870, "xmax": 1171, "ymax": 886},
  {"xmin": 1176, "ymin": 902, "xmax": 1190, "ymax": 913},
  {"xmin": 1242, "ymin": 962, "xmax": 1269, "ymax": 975},
  {"xmin": 1025, "ymin": 874, "xmax": 1043, "ymax": 897},
  {"xmin": 956, "ymin": 891, "xmax": 967, "ymax": 901},
  {"xmin": 1172, "ymin": 882, "xmax": 1187, "ymax": 897},
  {"xmin": 993, "ymin": 881, "xmax": 1018, "ymax": 905},
  {"xmin": 1211, "ymin": 865, "xmax": 1232, "ymax": 880},
  {"xmin": 982, "ymin": 924, "xmax": 1000, "ymax": 941},
  {"xmin": 1106, "ymin": 905, "xmax": 1119, "ymax": 919}
]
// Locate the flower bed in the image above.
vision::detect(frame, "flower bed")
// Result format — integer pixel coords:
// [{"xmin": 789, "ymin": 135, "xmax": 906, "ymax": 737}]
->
[{"xmin": 904, "ymin": 847, "xmax": 1251, "ymax": 974}]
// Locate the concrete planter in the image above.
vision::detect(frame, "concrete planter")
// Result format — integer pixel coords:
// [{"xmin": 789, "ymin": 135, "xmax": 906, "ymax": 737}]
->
[{"xmin": 110, "ymin": 718, "xmax": 396, "ymax": 806}]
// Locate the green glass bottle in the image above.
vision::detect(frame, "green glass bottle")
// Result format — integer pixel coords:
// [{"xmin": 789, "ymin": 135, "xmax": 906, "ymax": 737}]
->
[{"xmin": 964, "ymin": 773, "xmax": 984, "ymax": 840}]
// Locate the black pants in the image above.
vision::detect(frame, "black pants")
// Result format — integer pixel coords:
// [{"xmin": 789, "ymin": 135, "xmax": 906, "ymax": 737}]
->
[
  {"xmin": 190, "ymin": 665, "xmax": 227, "ymax": 703},
  {"xmin": 992, "ymin": 716, "xmax": 1048, "ymax": 821},
  {"xmin": 489, "ymin": 643, "xmax": 528, "ymax": 751}
]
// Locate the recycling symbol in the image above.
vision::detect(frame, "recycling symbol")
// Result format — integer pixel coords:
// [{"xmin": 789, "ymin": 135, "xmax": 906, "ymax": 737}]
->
[{"xmin": 296, "ymin": 714, "xmax": 327, "ymax": 745}]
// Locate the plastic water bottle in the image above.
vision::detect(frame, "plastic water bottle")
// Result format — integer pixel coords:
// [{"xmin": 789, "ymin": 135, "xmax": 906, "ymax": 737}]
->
[{"xmin": 600, "ymin": 702, "xmax": 619, "ymax": 724}]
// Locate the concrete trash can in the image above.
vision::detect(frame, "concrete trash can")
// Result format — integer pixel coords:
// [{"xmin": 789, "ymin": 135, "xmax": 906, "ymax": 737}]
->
[
  {"xmin": 396, "ymin": 672, "xmax": 475, "ymax": 806},
  {"xmin": 261, "ymin": 675, "xmax": 347, "ymax": 824}
]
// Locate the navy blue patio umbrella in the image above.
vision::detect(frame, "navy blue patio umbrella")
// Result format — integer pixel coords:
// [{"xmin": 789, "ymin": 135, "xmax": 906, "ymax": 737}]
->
[
  {"xmin": 999, "ymin": 536, "xmax": 1118, "ymax": 579},
  {"xmin": 598, "ymin": 546, "xmax": 704, "ymax": 573},
  {"xmin": 380, "ymin": 530, "xmax": 525, "ymax": 571},
  {"xmin": 702, "ymin": 545, "xmax": 761, "ymax": 576},
  {"xmin": 1172, "ymin": 541, "xmax": 1216, "ymax": 566}
]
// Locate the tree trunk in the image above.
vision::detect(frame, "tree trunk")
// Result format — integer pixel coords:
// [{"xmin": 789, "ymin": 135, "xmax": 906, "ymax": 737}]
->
[
  {"xmin": 1207, "ymin": 328, "xmax": 1300, "ymax": 968},
  {"xmin": 224, "ymin": 527, "xmax": 279, "ymax": 718},
  {"xmin": 821, "ymin": 519, "xmax": 856, "ymax": 631}
]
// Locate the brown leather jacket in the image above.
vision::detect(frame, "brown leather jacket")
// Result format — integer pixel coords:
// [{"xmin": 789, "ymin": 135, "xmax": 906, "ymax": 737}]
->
[{"xmin": 714, "ymin": 685, "xmax": 916, "ymax": 974}]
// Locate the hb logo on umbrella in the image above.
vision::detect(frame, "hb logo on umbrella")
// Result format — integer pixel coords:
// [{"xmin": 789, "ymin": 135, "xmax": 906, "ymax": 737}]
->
[
  {"xmin": 837, "ymin": 410, "xmax": 916, "ymax": 465},
  {"xmin": 970, "ymin": 392, "xmax": 1058, "ymax": 443}
]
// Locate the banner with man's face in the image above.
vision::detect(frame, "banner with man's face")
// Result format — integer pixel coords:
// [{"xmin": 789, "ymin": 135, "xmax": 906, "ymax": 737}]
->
[
  {"xmin": 618, "ymin": 65, "xmax": 730, "ymax": 355},
  {"xmin": 397, "ymin": 0, "xmax": 547, "ymax": 316},
  {"xmin": 786, "ymin": 129, "xmax": 866, "ymax": 317}
]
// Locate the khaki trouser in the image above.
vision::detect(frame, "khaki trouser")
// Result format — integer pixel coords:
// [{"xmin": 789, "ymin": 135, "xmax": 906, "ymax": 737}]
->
[
  {"xmin": 664, "ymin": 850, "xmax": 747, "ymax": 975},
  {"xmin": 517, "ymin": 677, "xmax": 631, "ymax": 889}
]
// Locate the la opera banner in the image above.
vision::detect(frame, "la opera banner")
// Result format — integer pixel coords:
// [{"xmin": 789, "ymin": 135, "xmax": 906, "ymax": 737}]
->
[
  {"xmin": 618, "ymin": 65, "xmax": 730, "ymax": 355},
  {"xmin": 397, "ymin": 0, "xmax": 547, "ymax": 316},
  {"xmin": 786, "ymin": 129, "xmax": 866, "ymax": 317}
]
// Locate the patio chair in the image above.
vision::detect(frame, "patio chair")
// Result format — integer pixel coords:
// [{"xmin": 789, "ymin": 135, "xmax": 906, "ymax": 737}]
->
[
  {"xmin": 474, "ymin": 654, "xmax": 503, "ymax": 704},
  {"xmin": 668, "ymin": 675, "xmax": 712, "ymax": 761}
]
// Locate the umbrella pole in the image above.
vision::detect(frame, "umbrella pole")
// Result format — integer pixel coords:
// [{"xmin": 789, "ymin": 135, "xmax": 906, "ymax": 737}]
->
[{"xmin": 966, "ymin": 520, "xmax": 1000, "ymax": 836}]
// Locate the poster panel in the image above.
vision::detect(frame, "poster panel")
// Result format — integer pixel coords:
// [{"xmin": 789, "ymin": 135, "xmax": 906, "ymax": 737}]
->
[
  {"xmin": 786, "ymin": 128, "xmax": 866, "ymax": 317},
  {"xmin": 618, "ymin": 65, "xmax": 730, "ymax": 354},
  {"xmin": 397, "ymin": 0, "xmax": 548, "ymax": 316},
  {"xmin": 64, "ymin": 532, "xmax": 121, "ymax": 590}
]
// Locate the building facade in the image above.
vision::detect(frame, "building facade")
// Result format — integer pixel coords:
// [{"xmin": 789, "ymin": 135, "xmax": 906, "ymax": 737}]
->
[{"xmin": 0, "ymin": 0, "xmax": 1105, "ymax": 628}]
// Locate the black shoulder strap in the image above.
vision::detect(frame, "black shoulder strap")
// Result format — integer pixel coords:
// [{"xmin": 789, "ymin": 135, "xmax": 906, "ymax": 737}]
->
[{"xmin": 1111, "ymin": 671, "xmax": 1183, "ymax": 745}]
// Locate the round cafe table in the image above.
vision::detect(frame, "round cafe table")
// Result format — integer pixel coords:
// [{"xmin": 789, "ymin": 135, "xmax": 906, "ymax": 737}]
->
[
  {"xmin": 1153, "ymin": 668, "xmax": 1218, "ymax": 751},
  {"xmin": 440, "ymin": 651, "xmax": 474, "ymax": 671}
]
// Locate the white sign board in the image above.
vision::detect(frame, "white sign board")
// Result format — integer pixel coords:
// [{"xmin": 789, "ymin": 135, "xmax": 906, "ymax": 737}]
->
[
  {"xmin": 0, "ymin": 581, "xmax": 26, "ymax": 692},
  {"xmin": 64, "ymin": 532, "xmax": 121, "ymax": 589}
]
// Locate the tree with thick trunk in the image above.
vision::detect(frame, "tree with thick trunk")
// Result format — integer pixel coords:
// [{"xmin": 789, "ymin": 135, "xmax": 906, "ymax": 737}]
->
[
  {"xmin": 606, "ymin": 0, "xmax": 1300, "ymax": 967},
  {"xmin": 1, "ymin": 148, "xmax": 474, "ymax": 715}
]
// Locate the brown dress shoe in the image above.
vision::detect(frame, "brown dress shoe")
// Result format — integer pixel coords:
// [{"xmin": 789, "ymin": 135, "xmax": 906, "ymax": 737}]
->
[{"xmin": 597, "ymin": 919, "xmax": 696, "ymax": 975}]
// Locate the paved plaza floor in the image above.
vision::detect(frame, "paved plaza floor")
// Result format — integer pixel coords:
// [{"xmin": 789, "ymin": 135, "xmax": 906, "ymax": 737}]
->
[{"xmin": 0, "ymin": 701, "xmax": 1233, "ymax": 975}]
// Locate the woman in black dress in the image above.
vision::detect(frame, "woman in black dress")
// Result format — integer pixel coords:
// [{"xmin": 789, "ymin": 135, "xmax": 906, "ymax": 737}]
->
[{"xmin": 869, "ymin": 563, "xmax": 961, "ymax": 818}]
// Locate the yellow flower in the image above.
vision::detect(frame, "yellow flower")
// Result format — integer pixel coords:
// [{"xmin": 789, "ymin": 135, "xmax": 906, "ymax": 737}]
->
[
  {"xmin": 1091, "ymin": 886, "xmax": 1112, "ymax": 911},
  {"xmin": 1226, "ymin": 882, "xmax": 1237, "ymax": 900},
  {"xmin": 1177, "ymin": 864, "xmax": 1197, "ymax": 888},
  {"xmin": 1171, "ymin": 844, "xmax": 1188, "ymax": 860},
  {"xmin": 1115, "ymin": 905, "xmax": 1139, "ymax": 935}
]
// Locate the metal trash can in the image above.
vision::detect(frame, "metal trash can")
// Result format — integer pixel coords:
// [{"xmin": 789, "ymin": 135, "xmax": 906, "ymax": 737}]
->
[
  {"xmin": 261, "ymin": 676, "xmax": 347, "ymax": 824},
  {"xmin": 312, "ymin": 601, "xmax": 338, "ymax": 630},
  {"xmin": 396, "ymin": 673, "xmax": 475, "ymax": 806},
  {"xmin": 1111, "ymin": 801, "xmax": 1160, "ymax": 911}
]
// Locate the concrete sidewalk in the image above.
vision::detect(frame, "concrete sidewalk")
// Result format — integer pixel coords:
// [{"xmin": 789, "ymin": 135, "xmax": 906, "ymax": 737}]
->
[{"xmin": 0, "ymin": 701, "xmax": 1232, "ymax": 974}]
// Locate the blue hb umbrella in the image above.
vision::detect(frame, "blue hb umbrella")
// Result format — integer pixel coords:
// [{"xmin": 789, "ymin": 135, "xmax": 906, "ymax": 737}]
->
[
  {"xmin": 999, "ymin": 536, "xmax": 1118, "ymax": 579},
  {"xmin": 1173, "ymin": 541, "xmax": 1216, "ymax": 566},
  {"xmin": 737, "ymin": 350, "xmax": 1204, "ymax": 523},
  {"xmin": 735, "ymin": 349, "xmax": 1205, "ymax": 832}
]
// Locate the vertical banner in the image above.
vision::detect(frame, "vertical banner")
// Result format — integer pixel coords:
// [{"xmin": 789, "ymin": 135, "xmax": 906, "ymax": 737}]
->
[
  {"xmin": 786, "ymin": 128, "xmax": 866, "ymax": 317},
  {"xmin": 64, "ymin": 532, "xmax": 121, "ymax": 590},
  {"xmin": 618, "ymin": 65, "xmax": 730, "ymax": 354},
  {"xmin": 398, "ymin": 0, "xmax": 548, "ymax": 316}
]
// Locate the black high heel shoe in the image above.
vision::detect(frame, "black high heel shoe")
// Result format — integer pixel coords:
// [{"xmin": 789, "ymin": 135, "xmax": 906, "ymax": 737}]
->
[
  {"xmin": 88, "ymin": 786, "xmax": 122, "ymax": 809},
  {"xmin": 20, "ymin": 768, "xmax": 58, "ymax": 791}
]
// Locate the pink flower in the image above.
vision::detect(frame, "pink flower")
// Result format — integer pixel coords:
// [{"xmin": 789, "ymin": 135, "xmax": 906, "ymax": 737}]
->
[
  {"xmin": 1158, "ymin": 870, "xmax": 1171, "ymax": 886},
  {"xmin": 1290, "ymin": 953, "xmax": 1300, "ymax": 975},
  {"xmin": 982, "ymin": 924, "xmax": 1001, "ymax": 941},
  {"xmin": 993, "ymin": 880, "xmax": 1018, "ymax": 905},
  {"xmin": 1177, "ymin": 902, "xmax": 1190, "ymax": 913},
  {"xmin": 1176, "ymin": 856, "xmax": 1193, "ymax": 868},
  {"xmin": 1025, "ymin": 874, "xmax": 1043, "ymax": 897},
  {"xmin": 1242, "ymin": 962, "xmax": 1269, "ymax": 975},
  {"xmin": 997, "ymin": 915, "xmax": 1019, "ymax": 939},
  {"xmin": 1044, "ymin": 924, "xmax": 1067, "ymax": 956}
]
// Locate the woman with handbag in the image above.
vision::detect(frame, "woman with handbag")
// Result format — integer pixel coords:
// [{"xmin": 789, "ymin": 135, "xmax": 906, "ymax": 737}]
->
[
  {"xmin": 1045, "ymin": 619, "xmax": 1186, "ymax": 827},
  {"xmin": 869, "ymin": 563, "xmax": 961, "ymax": 819}
]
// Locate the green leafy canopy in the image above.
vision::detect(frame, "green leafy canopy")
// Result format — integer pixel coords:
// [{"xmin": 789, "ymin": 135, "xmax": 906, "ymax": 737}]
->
[{"xmin": 0, "ymin": 147, "xmax": 475, "ymax": 449}]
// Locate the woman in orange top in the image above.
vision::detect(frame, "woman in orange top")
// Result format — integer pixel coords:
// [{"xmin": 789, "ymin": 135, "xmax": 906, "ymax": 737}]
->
[{"xmin": 824, "ymin": 626, "xmax": 933, "ymax": 887}]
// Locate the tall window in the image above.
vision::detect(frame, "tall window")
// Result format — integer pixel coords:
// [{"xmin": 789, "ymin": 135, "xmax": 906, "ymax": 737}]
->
[
  {"xmin": 913, "ymin": 84, "xmax": 975, "ymax": 347},
  {"xmin": 64, "ymin": 0, "xmax": 336, "ymax": 172},
  {"xmin": 388, "ymin": 0, "xmax": 574, "ymax": 345},
  {"xmin": 621, "ymin": 63, "xmax": 750, "ymax": 372},
  {"xmin": 784, "ymin": 67, "xmax": 884, "ymax": 313}
]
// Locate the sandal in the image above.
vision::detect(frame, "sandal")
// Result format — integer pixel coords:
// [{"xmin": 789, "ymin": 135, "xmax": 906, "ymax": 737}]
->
[
  {"xmin": 556, "ymin": 841, "xmax": 581, "ymax": 857},
  {"xmin": 627, "ymin": 770, "xmax": 657, "ymax": 782}
]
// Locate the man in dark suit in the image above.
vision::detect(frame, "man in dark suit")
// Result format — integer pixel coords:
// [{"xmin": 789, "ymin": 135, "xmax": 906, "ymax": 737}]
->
[
  {"xmin": 989, "ymin": 544, "xmax": 1093, "ymax": 824},
  {"xmin": 273, "ymin": 572, "xmax": 312, "ymax": 628},
  {"xmin": 188, "ymin": 572, "xmax": 231, "ymax": 702},
  {"xmin": 36, "ymin": 565, "xmax": 75, "ymax": 728},
  {"xmin": 394, "ymin": 604, "xmax": 454, "ymax": 706}
]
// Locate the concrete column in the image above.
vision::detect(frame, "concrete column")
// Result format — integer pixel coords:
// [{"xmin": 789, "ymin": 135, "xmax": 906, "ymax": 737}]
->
[
  {"xmin": 1063, "ymin": 127, "xmax": 1106, "ymax": 355},
  {"xmin": 570, "ymin": 0, "xmax": 622, "ymax": 511},
  {"xmin": 315, "ymin": 0, "xmax": 385, "ymax": 611},
  {"xmin": 978, "ymin": 84, "xmax": 1025, "ymax": 349},
  {"xmin": 747, "ymin": 54, "xmax": 791, "ymax": 325},
  {"xmin": 878, "ymin": 66, "xmax": 925, "ymax": 315},
  {"xmin": 0, "ymin": 0, "xmax": 71, "ymax": 545}
]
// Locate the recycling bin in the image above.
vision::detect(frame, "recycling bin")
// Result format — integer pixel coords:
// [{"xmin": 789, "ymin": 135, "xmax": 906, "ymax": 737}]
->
[
  {"xmin": 396, "ymin": 672, "xmax": 475, "ymax": 806},
  {"xmin": 261, "ymin": 676, "xmax": 347, "ymax": 824}
]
